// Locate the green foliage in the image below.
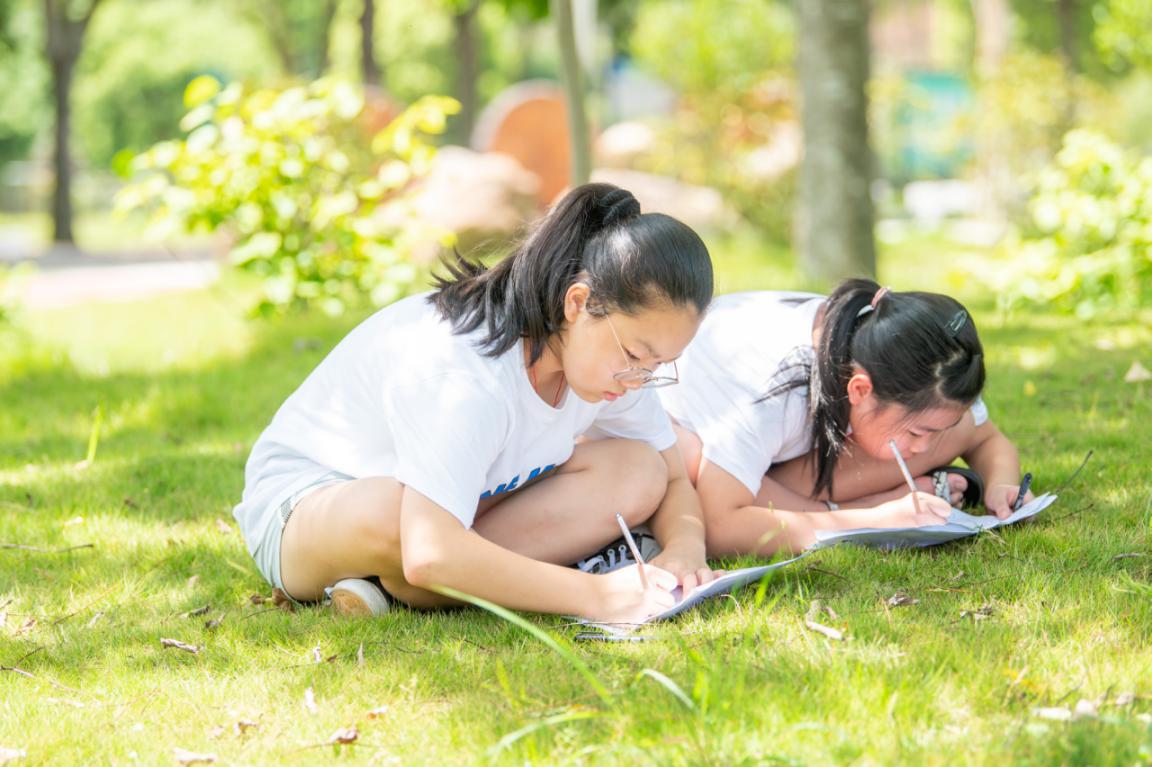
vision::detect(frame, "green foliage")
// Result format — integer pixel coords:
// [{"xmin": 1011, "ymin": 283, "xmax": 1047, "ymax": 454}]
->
[
  {"xmin": 118, "ymin": 77, "xmax": 459, "ymax": 316},
  {"xmin": 1009, "ymin": 129, "xmax": 1152, "ymax": 316},
  {"xmin": 970, "ymin": 52, "xmax": 1080, "ymax": 181},
  {"xmin": 631, "ymin": 0, "xmax": 793, "ymax": 105},
  {"xmin": 1092, "ymin": 0, "xmax": 1152, "ymax": 73},
  {"xmin": 325, "ymin": 0, "xmax": 548, "ymax": 120},
  {"xmin": 629, "ymin": 0, "xmax": 798, "ymax": 242},
  {"xmin": 0, "ymin": 4, "xmax": 49, "ymax": 166},
  {"xmin": 74, "ymin": 0, "xmax": 280, "ymax": 169},
  {"xmin": 1010, "ymin": 0, "xmax": 1105, "ymax": 76}
]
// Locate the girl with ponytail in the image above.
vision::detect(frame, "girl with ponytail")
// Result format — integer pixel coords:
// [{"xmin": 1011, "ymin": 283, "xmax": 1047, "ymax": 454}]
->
[
  {"xmin": 659, "ymin": 279, "xmax": 1030, "ymax": 556},
  {"xmin": 233, "ymin": 183, "xmax": 717, "ymax": 624}
]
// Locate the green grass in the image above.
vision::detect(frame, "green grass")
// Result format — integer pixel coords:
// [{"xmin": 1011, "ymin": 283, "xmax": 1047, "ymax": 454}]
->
[{"xmin": 2, "ymin": 235, "xmax": 1151, "ymax": 765}]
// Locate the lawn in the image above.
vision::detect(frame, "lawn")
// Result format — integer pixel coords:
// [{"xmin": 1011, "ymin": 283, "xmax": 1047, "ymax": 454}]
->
[{"xmin": 1, "ymin": 230, "xmax": 1150, "ymax": 765}]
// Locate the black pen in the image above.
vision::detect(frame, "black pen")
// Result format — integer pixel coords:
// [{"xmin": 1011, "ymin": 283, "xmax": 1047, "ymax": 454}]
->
[{"xmin": 1011, "ymin": 472, "xmax": 1033, "ymax": 513}]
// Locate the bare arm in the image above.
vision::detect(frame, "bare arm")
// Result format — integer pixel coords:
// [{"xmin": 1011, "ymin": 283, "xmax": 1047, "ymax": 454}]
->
[
  {"xmin": 646, "ymin": 446, "xmax": 714, "ymax": 590},
  {"xmin": 399, "ymin": 486, "xmax": 676, "ymax": 623},
  {"xmin": 698, "ymin": 458, "xmax": 951, "ymax": 557},
  {"xmin": 961, "ymin": 420, "xmax": 1025, "ymax": 518}
]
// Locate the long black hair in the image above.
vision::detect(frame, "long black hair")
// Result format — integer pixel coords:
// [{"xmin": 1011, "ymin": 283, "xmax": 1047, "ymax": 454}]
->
[
  {"xmin": 430, "ymin": 182, "xmax": 713, "ymax": 363},
  {"xmin": 805, "ymin": 278, "xmax": 985, "ymax": 497}
]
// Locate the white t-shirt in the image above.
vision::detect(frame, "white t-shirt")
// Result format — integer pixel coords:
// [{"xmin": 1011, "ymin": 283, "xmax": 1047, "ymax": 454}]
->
[
  {"xmin": 233, "ymin": 292, "xmax": 677, "ymax": 551},
  {"xmin": 658, "ymin": 291, "xmax": 989, "ymax": 497}
]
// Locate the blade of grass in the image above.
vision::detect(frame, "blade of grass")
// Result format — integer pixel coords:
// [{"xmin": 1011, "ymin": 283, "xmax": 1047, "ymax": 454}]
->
[
  {"xmin": 637, "ymin": 668, "xmax": 695, "ymax": 712},
  {"xmin": 435, "ymin": 586, "xmax": 614, "ymax": 708},
  {"xmin": 85, "ymin": 404, "xmax": 104, "ymax": 464},
  {"xmin": 487, "ymin": 709, "xmax": 601, "ymax": 757}
]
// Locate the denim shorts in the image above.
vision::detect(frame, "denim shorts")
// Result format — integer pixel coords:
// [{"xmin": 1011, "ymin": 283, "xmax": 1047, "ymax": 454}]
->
[{"xmin": 250, "ymin": 470, "xmax": 354, "ymax": 594}]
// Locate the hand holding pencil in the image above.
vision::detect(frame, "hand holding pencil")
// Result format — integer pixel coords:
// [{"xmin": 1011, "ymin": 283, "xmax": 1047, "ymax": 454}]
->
[
  {"xmin": 888, "ymin": 439, "xmax": 951, "ymax": 524},
  {"xmin": 578, "ymin": 514, "xmax": 678, "ymax": 625}
]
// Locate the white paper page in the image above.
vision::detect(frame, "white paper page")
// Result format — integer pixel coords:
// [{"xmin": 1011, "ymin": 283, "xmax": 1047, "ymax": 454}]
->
[
  {"xmin": 810, "ymin": 493, "xmax": 1057, "ymax": 550},
  {"xmin": 578, "ymin": 551, "xmax": 809, "ymax": 634},
  {"xmin": 649, "ymin": 551, "xmax": 810, "ymax": 622}
]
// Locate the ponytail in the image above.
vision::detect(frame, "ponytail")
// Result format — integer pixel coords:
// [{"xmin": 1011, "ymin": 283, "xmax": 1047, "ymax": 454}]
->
[
  {"xmin": 431, "ymin": 183, "xmax": 713, "ymax": 363},
  {"xmin": 806, "ymin": 278, "xmax": 985, "ymax": 497}
]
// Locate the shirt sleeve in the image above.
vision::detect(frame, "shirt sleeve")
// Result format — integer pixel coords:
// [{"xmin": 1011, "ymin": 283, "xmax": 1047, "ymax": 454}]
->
[
  {"xmin": 385, "ymin": 374, "xmax": 509, "ymax": 528},
  {"xmin": 583, "ymin": 388, "xmax": 677, "ymax": 452},
  {"xmin": 691, "ymin": 370, "xmax": 811, "ymax": 495}
]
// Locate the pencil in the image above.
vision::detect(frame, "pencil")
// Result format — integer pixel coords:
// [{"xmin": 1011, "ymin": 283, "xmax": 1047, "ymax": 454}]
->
[
  {"xmin": 615, "ymin": 513, "xmax": 650, "ymax": 590},
  {"xmin": 888, "ymin": 439, "xmax": 924, "ymax": 516}
]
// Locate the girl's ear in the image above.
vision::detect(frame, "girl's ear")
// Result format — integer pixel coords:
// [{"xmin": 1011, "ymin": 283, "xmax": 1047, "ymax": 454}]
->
[
  {"xmin": 563, "ymin": 282, "xmax": 591, "ymax": 324},
  {"xmin": 846, "ymin": 370, "xmax": 874, "ymax": 406}
]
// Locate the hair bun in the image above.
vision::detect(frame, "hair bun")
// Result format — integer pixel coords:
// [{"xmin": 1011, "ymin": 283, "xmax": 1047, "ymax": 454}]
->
[{"xmin": 598, "ymin": 186, "xmax": 641, "ymax": 228}]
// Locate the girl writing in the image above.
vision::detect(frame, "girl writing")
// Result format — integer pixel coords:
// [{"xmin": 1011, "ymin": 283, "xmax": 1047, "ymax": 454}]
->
[
  {"xmin": 233, "ymin": 183, "xmax": 716, "ymax": 623},
  {"xmin": 659, "ymin": 279, "xmax": 1033, "ymax": 556}
]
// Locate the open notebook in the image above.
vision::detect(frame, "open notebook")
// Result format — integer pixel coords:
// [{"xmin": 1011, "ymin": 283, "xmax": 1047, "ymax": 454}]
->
[
  {"xmin": 576, "ymin": 552, "xmax": 808, "ymax": 638},
  {"xmin": 810, "ymin": 493, "xmax": 1058, "ymax": 550},
  {"xmin": 576, "ymin": 494, "xmax": 1055, "ymax": 637}
]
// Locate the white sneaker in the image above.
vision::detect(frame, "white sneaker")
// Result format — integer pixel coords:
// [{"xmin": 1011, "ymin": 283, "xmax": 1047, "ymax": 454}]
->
[
  {"xmin": 327, "ymin": 578, "xmax": 391, "ymax": 617},
  {"xmin": 573, "ymin": 524, "xmax": 662, "ymax": 574}
]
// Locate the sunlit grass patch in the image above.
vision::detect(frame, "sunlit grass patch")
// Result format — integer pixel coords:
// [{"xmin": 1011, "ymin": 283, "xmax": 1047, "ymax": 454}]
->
[{"xmin": 1, "ymin": 238, "xmax": 1150, "ymax": 764}]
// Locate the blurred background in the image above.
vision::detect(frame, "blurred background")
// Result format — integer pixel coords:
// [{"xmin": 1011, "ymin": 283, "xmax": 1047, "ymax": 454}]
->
[{"xmin": 1, "ymin": 0, "xmax": 1150, "ymax": 318}]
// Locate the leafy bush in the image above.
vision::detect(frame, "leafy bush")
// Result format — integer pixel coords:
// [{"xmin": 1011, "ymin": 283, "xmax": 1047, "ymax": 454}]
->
[
  {"xmin": 628, "ymin": 0, "xmax": 797, "ymax": 242},
  {"xmin": 117, "ymin": 77, "xmax": 458, "ymax": 316},
  {"xmin": 1008, "ymin": 130, "xmax": 1152, "ymax": 316}
]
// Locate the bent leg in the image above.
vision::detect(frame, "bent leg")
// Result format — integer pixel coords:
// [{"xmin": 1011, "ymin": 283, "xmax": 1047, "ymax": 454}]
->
[
  {"xmin": 279, "ymin": 477, "xmax": 454, "ymax": 609},
  {"xmin": 472, "ymin": 438, "xmax": 667, "ymax": 564},
  {"xmin": 279, "ymin": 439, "xmax": 668, "ymax": 608}
]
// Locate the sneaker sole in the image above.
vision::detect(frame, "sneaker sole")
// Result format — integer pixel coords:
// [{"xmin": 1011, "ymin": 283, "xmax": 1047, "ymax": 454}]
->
[{"xmin": 330, "ymin": 588, "xmax": 376, "ymax": 617}]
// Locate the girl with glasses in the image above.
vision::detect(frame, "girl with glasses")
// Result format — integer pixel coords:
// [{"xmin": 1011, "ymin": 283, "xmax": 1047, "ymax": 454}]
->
[
  {"xmin": 232, "ymin": 183, "xmax": 716, "ymax": 623},
  {"xmin": 659, "ymin": 280, "xmax": 1032, "ymax": 556}
]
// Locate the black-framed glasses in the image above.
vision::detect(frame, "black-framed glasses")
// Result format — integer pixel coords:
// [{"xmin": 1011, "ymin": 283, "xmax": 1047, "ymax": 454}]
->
[{"xmin": 604, "ymin": 314, "xmax": 679, "ymax": 389}]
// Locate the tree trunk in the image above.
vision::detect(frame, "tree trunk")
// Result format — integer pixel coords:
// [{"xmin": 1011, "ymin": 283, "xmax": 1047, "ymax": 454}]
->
[
  {"xmin": 44, "ymin": 0, "xmax": 102, "ymax": 245},
  {"xmin": 796, "ymin": 0, "xmax": 875, "ymax": 283},
  {"xmin": 971, "ymin": 0, "xmax": 1012, "ymax": 224},
  {"xmin": 316, "ymin": 0, "xmax": 337, "ymax": 77},
  {"xmin": 552, "ymin": 0, "xmax": 590, "ymax": 186},
  {"xmin": 49, "ymin": 51, "xmax": 74, "ymax": 244},
  {"xmin": 1056, "ymin": 0, "xmax": 1078, "ymax": 126},
  {"xmin": 360, "ymin": 0, "xmax": 380, "ymax": 88},
  {"xmin": 451, "ymin": 0, "xmax": 481, "ymax": 145},
  {"xmin": 1057, "ymin": 0, "xmax": 1078, "ymax": 74}
]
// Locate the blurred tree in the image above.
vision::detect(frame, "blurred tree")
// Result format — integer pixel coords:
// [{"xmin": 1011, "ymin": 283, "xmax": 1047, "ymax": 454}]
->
[
  {"xmin": 448, "ymin": 0, "xmax": 481, "ymax": 144},
  {"xmin": 797, "ymin": 0, "xmax": 875, "ymax": 282},
  {"xmin": 75, "ymin": 0, "xmax": 278, "ymax": 170},
  {"xmin": 359, "ymin": 0, "xmax": 380, "ymax": 88},
  {"xmin": 238, "ymin": 0, "xmax": 337, "ymax": 78},
  {"xmin": 630, "ymin": 0, "xmax": 796, "ymax": 241},
  {"xmin": 551, "ymin": 0, "xmax": 589, "ymax": 184},
  {"xmin": 44, "ymin": 0, "xmax": 105, "ymax": 244}
]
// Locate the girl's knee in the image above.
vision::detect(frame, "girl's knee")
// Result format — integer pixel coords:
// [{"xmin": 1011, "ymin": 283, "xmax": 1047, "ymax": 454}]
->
[{"xmin": 613, "ymin": 440, "xmax": 668, "ymax": 526}]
